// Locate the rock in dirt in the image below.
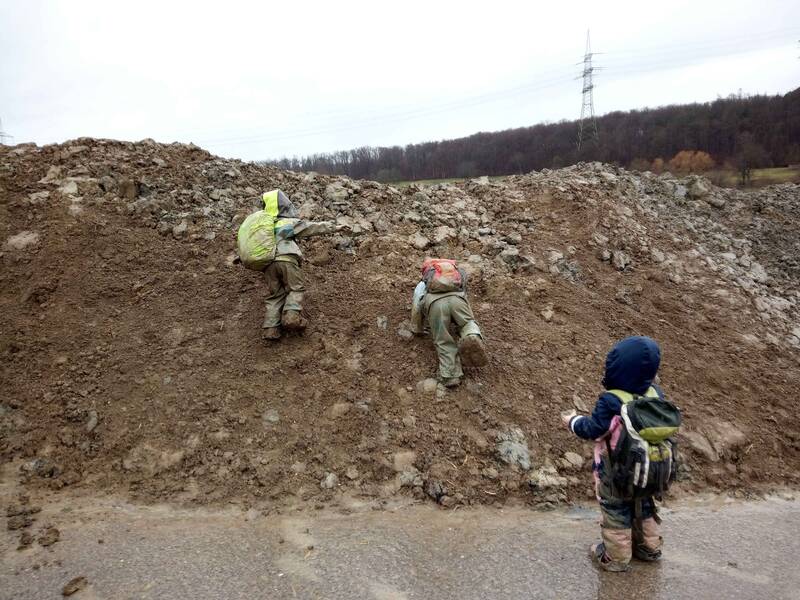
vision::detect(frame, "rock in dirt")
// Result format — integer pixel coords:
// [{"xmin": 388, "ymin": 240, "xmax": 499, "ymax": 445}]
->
[
  {"xmin": 528, "ymin": 465, "xmax": 568, "ymax": 489},
  {"xmin": 320, "ymin": 472, "xmax": 338, "ymax": 489},
  {"xmin": 416, "ymin": 378, "xmax": 438, "ymax": 396},
  {"xmin": 409, "ymin": 232, "xmax": 431, "ymax": 250},
  {"xmin": 561, "ymin": 452, "xmax": 584, "ymax": 470},
  {"xmin": 85, "ymin": 410, "xmax": 98, "ymax": 433},
  {"xmin": 262, "ymin": 409, "xmax": 280, "ymax": 424},
  {"xmin": 4, "ymin": 231, "xmax": 40, "ymax": 251},
  {"xmin": 424, "ymin": 479, "xmax": 445, "ymax": 501},
  {"xmin": 62, "ymin": 576, "xmax": 88, "ymax": 596},
  {"xmin": 496, "ymin": 427, "xmax": 531, "ymax": 471}
]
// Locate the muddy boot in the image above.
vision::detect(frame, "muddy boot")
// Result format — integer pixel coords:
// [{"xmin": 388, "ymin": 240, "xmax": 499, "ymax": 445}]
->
[
  {"xmin": 458, "ymin": 334, "xmax": 488, "ymax": 367},
  {"xmin": 282, "ymin": 310, "xmax": 307, "ymax": 332},
  {"xmin": 441, "ymin": 376, "xmax": 461, "ymax": 388},
  {"xmin": 590, "ymin": 543, "xmax": 629, "ymax": 573},
  {"xmin": 633, "ymin": 544, "xmax": 662, "ymax": 562},
  {"xmin": 262, "ymin": 327, "xmax": 281, "ymax": 341}
]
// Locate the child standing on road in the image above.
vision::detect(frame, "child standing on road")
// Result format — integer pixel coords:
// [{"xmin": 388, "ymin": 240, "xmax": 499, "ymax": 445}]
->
[{"xmin": 562, "ymin": 336, "xmax": 680, "ymax": 572}]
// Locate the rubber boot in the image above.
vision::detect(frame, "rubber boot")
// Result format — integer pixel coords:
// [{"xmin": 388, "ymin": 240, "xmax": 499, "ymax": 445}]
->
[
  {"xmin": 633, "ymin": 517, "xmax": 663, "ymax": 562},
  {"xmin": 262, "ymin": 327, "xmax": 281, "ymax": 341},
  {"xmin": 441, "ymin": 376, "xmax": 462, "ymax": 388},
  {"xmin": 594, "ymin": 526, "xmax": 632, "ymax": 572},
  {"xmin": 591, "ymin": 543, "xmax": 629, "ymax": 573},
  {"xmin": 458, "ymin": 334, "xmax": 488, "ymax": 367},
  {"xmin": 282, "ymin": 310, "xmax": 307, "ymax": 332}
]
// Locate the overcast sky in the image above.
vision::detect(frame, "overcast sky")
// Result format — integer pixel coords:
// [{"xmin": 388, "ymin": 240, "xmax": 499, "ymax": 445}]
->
[{"xmin": 1, "ymin": 0, "xmax": 798, "ymax": 162}]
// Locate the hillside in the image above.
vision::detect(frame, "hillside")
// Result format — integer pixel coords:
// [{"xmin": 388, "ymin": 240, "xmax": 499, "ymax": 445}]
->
[{"xmin": 1, "ymin": 138, "xmax": 799, "ymax": 511}]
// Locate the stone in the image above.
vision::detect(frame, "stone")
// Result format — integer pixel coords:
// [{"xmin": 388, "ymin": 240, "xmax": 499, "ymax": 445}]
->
[
  {"xmin": 172, "ymin": 220, "xmax": 188, "ymax": 239},
  {"xmin": 320, "ymin": 472, "xmax": 338, "ymax": 489},
  {"xmin": 86, "ymin": 410, "xmax": 98, "ymax": 433},
  {"xmin": 39, "ymin": 165, "xmax": 62, "ymax": 183},
  {"xmin": 433, "ymin": 225, "xmax": 456, "ymax": 244},
  {"xmin": 496, "ymin": 427, "xmax": 531, "ymax": 471},
  {"xmin": 324, "ymin": 183, "xmax": 350, "ymax": 203},
  {"xmin": 376, "ymin": 315, "xmax": 388, "ymax": 329},
  {"xmin": 687, "ymin": 177, "xmax": 712, "ymax": 199},
  {"xmin": 540, "ymin": 305, "xmax": 554, "ymax": 322},
  {"xmin": 572, "ymin": 393, "xmax": 589, "ymax": 413},
  {"xmin": 62, "ymin": 576, "xmax": 88, "ymax": 596},
  {"xmin": 397, "ymin": 322, "xmax": 414, "ymax": 339},
  {"xmin": 58, "ymin": 180, "xmax": 78, "ymax": 196},
  {"xmin": 262, "ymin": 409, "xmax": 280, "ymax": 424},
  {"xmin": 500, "ymin": 246, "xmax": 520, "ymax": 265},
  {"xmin": 424, "ymin": 479, "xmax": 445, "ymax": 501},
  {"xmin": 611, "ymin": 251, "xmax": 631, "ymax": 271},
  {"xmin": 749, "ymin": 262, "xmax": 768, "ymax": 284},
  {"xmin": 528, "ymin": 465, "xmax": 568, "ymax": 489},
  {"xmin": 416, "ymin": 378, "xmax": 438, "ymax": 396},
  {"xmin": 5, "ymin": 231, "xmax": 39, "ymax": 251},
  {"xmin": 409, "ymin": 232, "xmax": 430, "ymax": 250},
  {"xmin": 345, "ymin": 466, "xmax": 359, "ymax": 480},
  {"xmin": 707, "ymin": 195, "xmax": 726, "ymax": 209},
  {"xmin": 28, "ymin": 191, "xmax": 50, "ymax": 204},
  {"xmin": 650, "ymin": 249, "xmax": 666, "ymax": 263},
  {"xmin": 681, "ymin": 431, "xmax": 718, "ymax": 462},
  {"xmin": 562, "ymin": 451, "xmax": 584, "ymax": 469},
  {"xmin": 398, "ymin": 470, "xmax": 423, "ymax": 488}
]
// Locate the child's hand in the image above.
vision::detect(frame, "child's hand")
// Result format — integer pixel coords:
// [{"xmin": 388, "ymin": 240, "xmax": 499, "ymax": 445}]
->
[{"xmin": 560, "ymin": 409, "xmax": 577, "ymax": 428}]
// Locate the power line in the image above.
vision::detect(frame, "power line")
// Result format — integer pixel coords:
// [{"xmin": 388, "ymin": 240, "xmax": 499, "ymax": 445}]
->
[
  {"xmin": 199, "ymin": 73, "xmax": 577, "ymax": 147},
  {"xmin": 0, "ymin": 117, "xmax": 13, "ymax": 145},
  {"xmin": 576, "ymin": 30, "xmax": 599, "ymax": 151}
]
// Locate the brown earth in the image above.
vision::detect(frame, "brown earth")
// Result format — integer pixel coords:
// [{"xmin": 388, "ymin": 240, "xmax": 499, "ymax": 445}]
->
[{"xmin": 1, "ymin": 138, "xmax": 799, "ymax": 512}]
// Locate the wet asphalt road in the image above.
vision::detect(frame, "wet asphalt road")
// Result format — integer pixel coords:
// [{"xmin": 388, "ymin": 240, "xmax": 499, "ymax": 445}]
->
[{"xmin": 1, "ymin": 494, "xmax": 799, "ymax": 599}]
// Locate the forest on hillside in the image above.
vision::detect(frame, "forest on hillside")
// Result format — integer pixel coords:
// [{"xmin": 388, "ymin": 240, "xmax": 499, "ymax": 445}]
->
[{"xmin": 267, "ymin": 88, "xmax": 800, "ymax": 182}]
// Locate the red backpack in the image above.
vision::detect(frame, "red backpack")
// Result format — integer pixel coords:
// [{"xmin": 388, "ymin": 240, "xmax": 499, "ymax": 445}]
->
[{"xmin": 422, "ymin": 258, "xmax": 464, "ymax": 293}]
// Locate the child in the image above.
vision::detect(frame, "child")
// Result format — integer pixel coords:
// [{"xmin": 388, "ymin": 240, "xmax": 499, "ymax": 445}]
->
[
  {"xmin": 562, "ymin": 336, "xmax": 669, "ymax": 572},
  {"xmin": 238, "ymin": 190, "xmax": 342, "ymax": 341},
  {"xmin": 410, "ymin": 258, "xmax": 487, "ymax": 387}
]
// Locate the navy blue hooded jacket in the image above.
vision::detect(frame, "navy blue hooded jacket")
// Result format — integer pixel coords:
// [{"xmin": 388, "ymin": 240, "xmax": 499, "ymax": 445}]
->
[{"xmin": 570, "ymin": 336, "xmax": 663, "ymax": 440}]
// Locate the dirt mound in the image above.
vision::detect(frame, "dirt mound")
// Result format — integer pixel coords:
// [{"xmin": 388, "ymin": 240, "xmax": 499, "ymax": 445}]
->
[{"xmin": 1, "ymin": 138, "xmax": 799, "ymax": 510}]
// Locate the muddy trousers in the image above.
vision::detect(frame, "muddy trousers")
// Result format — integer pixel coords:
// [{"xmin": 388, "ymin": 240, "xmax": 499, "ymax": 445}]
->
[
  {"xmin": 427, "ymin": 296, "xmax": 481, "ymax": 379},
  {"xmin": 598, "ymin": 482, "xmax": 663, "ymax": 565},
  {"xmin": 263, "ymin": 258, "xmax": 305, "ymax": 328}
]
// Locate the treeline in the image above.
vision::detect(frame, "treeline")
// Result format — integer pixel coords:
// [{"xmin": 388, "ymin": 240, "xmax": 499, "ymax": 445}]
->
[{"xmin": 266, "ymin": 88, "xmax": 800, "ymax": 182}]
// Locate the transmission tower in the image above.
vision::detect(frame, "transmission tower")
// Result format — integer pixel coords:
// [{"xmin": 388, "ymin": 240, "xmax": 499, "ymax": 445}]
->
[
  {"xmin": 576, "ymin": 30, "xmax": 600, "ymax": 151},
  {"xmin": 0, "ymin": 118, "xmax": 13, "ymax": 145}
]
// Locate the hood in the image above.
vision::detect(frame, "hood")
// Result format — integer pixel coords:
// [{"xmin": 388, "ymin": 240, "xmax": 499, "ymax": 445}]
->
[
  {"xmin": 262, "ymin": 189, "xmax": 298, "ymax": 219},
  {"xmin": 602, "ymin": 336, "xmax": 661, "ymax": 394}
]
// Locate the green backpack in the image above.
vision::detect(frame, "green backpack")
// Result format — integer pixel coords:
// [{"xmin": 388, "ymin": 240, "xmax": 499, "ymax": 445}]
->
[
  {"xmin": 237, "ymin": 210, "xmax": 278, "ymax": 271},
  {"xmin": 605, "ymin": 387, "xmax": 682, "ymax": 501}
]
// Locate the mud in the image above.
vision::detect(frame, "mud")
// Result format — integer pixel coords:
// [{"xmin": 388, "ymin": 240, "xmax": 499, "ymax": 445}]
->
[{"xmin": 1, "ymin": 489, "xmax": 798, "ymax": 600}]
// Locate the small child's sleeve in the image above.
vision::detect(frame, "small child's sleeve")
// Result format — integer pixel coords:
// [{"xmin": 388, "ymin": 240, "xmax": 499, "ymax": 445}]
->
[
  {"xmin": 290, "ymin": 220, "xmax": 335, "ymax": 239},
  {"xmin": 569, "ymin": 393, "xmax": 623, "ymax": 440},
  {"xmin": 410, "ymin": 281, "xmax": 427, "ymax": 335}
]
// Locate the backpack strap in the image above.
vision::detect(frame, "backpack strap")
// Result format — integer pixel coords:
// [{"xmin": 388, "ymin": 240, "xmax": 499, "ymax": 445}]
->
[{"xmin": 607, "ymin": 386, "xmax": 659, "ymax": 403}]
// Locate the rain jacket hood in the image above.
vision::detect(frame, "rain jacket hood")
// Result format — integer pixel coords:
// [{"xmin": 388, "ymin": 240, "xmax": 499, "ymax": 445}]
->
[
  {"xmin": 602, "ymin": 336, "xmax": 661, "ymax": 394},
  {"xmin": 263, "ymin": 189, "xmax": 298, "ymax": 219}
]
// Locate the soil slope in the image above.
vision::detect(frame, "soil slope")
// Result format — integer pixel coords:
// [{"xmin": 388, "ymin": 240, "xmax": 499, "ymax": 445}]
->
[{"xmin": 1, "ymin": 138, "xmax": 799, "ymax": 510}]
